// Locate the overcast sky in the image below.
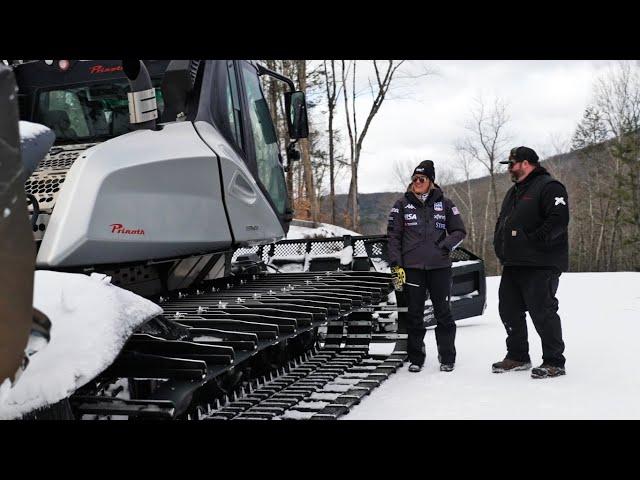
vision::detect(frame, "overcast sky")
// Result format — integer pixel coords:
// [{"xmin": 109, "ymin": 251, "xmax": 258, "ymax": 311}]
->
[{"xmin": 309, "ymin": 60, "xmax": 619, "ymax": 194}]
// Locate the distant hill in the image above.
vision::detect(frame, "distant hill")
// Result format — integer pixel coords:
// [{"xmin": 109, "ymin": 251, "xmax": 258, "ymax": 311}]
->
[
  {"xmin": 317, "ymin": 133, "xmax": 640, "ymax": 274},
  {"xmin": 319, "ymin": 149, "xmax": 582, "ymax": 237},
  {"xmin": 317, "ymin": 148, "xmax": 588, "ymax": 275}
]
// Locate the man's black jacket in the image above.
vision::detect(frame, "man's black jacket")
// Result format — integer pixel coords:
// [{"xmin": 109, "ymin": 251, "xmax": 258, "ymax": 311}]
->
[
  {"xmin": 493, "ymin": 166, "xmax": 570, "ymax": 271},
  {"xmin": 387, "ymin": 187, "xmax": 466, "ymax": 270}
]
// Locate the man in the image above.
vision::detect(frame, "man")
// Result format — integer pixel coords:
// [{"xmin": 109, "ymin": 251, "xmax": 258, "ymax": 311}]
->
[
  {"xmin": 387, "ymin": 160, "xmax": 466, "ymax": 373},
  {"xmin": 492, "ymin": 146, "xmax": 569, "ymax": 379}
]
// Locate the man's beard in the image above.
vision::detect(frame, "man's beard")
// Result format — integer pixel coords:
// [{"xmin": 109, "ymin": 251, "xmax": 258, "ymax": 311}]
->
[{"xmin": 509, "ymin": 170, "xmax": 521, "ymax": 182}]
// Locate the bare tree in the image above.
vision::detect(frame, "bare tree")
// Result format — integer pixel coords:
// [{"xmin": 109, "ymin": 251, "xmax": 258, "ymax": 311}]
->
[
  {"xmin": 594, "ymin": 61, "xmax": 640, "ymax": 270},
  {"xmin": 457, "ymin": 96, "xmax": 511, "ymax": 221},
  {"xmin": 341, "ymin": 60, "xmax": 409, "ymax": 230},
  {"xmin": 541, "ymin": 132, "xmax": 573, "ymax": 184},
  {"xmin": 295, "ymin": 60, "xmax": 318, "ymax": 222},
  {"xmin": 391, "ymin": 158, "xmax": 418, "ymax": 191},
  {"xmin": 448, "ymin": 148, "xmax": 478, "ymax": 252},
  {"xmin": 322, "ymin": 60, "xmax": 343, "ymax": 224},
  {"xmin": 570, "ymin": 105, "xmax": 611, "ymax": 270}
]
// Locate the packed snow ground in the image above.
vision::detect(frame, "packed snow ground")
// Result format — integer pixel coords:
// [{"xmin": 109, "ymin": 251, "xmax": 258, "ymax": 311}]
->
[
  {"xmin": 0, "ymin": 271, "xmax": 162, "ymax": 419},
  {"xmin": 347, "ymin": 272, "xmax": 640, "ymax": 420},
  {"xmin": 286, "ymin": 222, "xmax": 360, "ymax": 240}
]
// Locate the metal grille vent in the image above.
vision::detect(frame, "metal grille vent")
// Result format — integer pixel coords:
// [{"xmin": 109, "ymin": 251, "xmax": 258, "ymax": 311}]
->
[
  {"xmin": 24, "ymin": 175, "xmax": 65, "ymax": 204},
  {"xmin": 189, "ymin": 60, "xmax": 201, "ymax": 86}
]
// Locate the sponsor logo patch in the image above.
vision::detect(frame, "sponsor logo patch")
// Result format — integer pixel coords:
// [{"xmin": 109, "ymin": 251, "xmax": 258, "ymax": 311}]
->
[
  {"xmin": 405, "ymin": 222, "xmax": 418, "ymax": 226},
  {"xmin": 434, "ymin": 201, "xmax": 443, "ymax": 212},
  {"xmin": 452, "ymin": 206, "xmax": 460, "ymax": 215},
  {"xmin": 434, "ymin": 213, "xmax": 446, "ymax": 221},
  {"xmin": 404, "ymin": 213, "xmax": 417, "ymax": 221},
  {"xmin": 435, "ymin": 222, "xmax": 446, "ymax": 230},
  {"xmin": 405, "ymin": 204, "xmax": 416, "ymax": 209},
  {"xmin": 391, "ymin": 207, "xmax": 399, "ymax": 213}
]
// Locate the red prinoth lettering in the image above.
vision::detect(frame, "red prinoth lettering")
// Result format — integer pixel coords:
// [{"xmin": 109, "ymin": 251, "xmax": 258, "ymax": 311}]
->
[
  {"xmin": 110, "ymin": 223, "xmax": 145, "ymax": 235},
  {"xmin": 90, "ymin": 65, "xmax": 124, "ymax": 75}
]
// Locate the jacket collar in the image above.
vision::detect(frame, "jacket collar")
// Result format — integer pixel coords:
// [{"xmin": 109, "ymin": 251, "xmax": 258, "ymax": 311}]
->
[
  {"xmin": 405, "ymin": 186, "xmax": 444, "ymax": 207},
  {"xmin": 516, "ymin": 166, "xmax": 549, "ymax": 187}
]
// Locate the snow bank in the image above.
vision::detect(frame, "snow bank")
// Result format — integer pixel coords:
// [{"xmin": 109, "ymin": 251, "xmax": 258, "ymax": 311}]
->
[
  {"xmin": 19, "ymin": 121, "xmax": 55, "ymax": 177},
  {"xmin": 0, "ymin": 271, "xmax": 162, "ymax": 419},
  {"xmin": 286, "ymin": 222, "xmax": 360, "ymax": 240},
  {"xmin": 346, "ymin": 272, "xmax": 640, "ymax": 420},
  {"xmin": 268, "ymin": 245, "xmax": 354, "ymax": 273}
]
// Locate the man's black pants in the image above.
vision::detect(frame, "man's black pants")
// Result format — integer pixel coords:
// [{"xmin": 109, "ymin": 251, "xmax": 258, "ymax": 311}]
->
[
  {"xmin": 499, "ymin": 266, "xmax": 566, "ymax": 368},
  {"xmin": 405, "ymin": 267, "xmax": 455, "ymax": 366}
]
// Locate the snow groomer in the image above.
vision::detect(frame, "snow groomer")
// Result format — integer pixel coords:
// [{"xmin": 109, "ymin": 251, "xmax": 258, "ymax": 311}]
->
[{"xmin": 386, "ymin": 160, "xmax": 466, "ymax": 373}]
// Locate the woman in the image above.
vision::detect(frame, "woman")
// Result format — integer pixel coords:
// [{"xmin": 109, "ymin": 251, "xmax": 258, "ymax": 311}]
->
[{"xmin": 386, "ymin": 160, "xmax": 466, "ymax": 372}]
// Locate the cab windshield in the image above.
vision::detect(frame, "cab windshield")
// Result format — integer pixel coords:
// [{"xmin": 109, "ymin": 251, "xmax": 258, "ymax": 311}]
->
[{"xmin": 35, "ymin": 79, "xmax": 164, "ymax": 144}]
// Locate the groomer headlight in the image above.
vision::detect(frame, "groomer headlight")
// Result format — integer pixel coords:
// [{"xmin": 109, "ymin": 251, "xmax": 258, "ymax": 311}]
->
[{"xmin": 58, "ymin": 60, "xmax": 70, "ymax": 71}]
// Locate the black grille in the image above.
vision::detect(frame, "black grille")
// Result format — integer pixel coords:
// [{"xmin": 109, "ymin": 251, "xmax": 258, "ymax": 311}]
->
[
  {"xmin": 24, "ymin": 144, "xmax": 94, "ymax": 212},
  {"xmin": 24, "ymin": 176, "xmax": 64, "ymax": 200},
  {"xmin": 36, "ymin": 153, "xmax": 78, "ymax": 170},
  {"xmin": 450, "ymin": 248, "xmax": 471, "ymax": 262},
  {"xmin": 231, "ymin": 234, "xmax": 478, "ymax": 270},
  {"xmin": 309, "ymin": 240, "xmax": 343, "ymax": 256}
]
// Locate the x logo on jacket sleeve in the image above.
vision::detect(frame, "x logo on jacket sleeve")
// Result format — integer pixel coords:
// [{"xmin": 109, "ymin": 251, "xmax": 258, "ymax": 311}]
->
[{"xmin": 554, "ymin": 197, "xmax": 566, "ymax": 206}]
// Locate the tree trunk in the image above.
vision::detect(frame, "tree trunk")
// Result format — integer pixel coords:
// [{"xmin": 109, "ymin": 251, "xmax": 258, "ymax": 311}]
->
[
  {"xmin": 595, "ymin": 200, "xmax": 610, "ymax": 271},
  {"xmin": 490, "ymin": 171, "xmax": 499, "ymax": 222},
  {"xmin": 341, "ymin": 60, "xmax": 355, "ymax": 226},
  {"xmin": 466, "ymin": 176, "xmax": 476, "ymax": 252},
  {"xmin": 587, "ymin": 188, "xmax": 594, "ymax": 268},
  {"xmin": 607, "ymin": 206, "xmax": 621, "ymax": 270},
  {"xmin": 296, "ymin": 60, "xmax": 317, "ymax": 222},
  {"xmin": 325, "ymin": 60, "xmax": 337, "ymax": 225},
  {"xmin": 350, "ymin": 156, "xmax": 359, "ymax": 230},
  {"xmin": 482, "ymin": 187, "xmax": 491, "ymax": 267}
]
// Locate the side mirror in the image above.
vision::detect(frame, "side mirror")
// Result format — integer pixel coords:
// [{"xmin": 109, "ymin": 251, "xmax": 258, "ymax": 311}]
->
[{"xmin": 284, "ymin": 91, "xmax": 309, "ymax": 139}]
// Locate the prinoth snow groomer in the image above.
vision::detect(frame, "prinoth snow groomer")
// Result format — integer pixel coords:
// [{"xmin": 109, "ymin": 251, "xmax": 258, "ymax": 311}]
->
[
  {"xmin": 7, "ymin": 60, "xmax": 486, "ymax": 420},
  {"xmin": 16, "ymin": 59, "xmax": 305, "ymax": 294}
]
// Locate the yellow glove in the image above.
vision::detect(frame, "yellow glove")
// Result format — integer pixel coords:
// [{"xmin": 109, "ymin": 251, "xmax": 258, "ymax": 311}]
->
[{"xmin": 390, "ymin": 266, "xmax": 406, "ymax": 291}]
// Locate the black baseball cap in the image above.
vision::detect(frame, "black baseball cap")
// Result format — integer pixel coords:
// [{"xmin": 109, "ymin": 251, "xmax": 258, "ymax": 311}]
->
[{"xmin": 500, "ymin": 146, "xmax": 539, "ymax": 164}]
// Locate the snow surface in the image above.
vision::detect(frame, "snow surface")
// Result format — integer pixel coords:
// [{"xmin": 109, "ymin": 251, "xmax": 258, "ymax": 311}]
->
[
  {"xmin": 0, "ymin": 271, "xmax": 162, "ymax": 419},
  {"xmin": 286, "ymin": 222, "xmax": 360, "ymax": 240},
  {"xmin": 453, "ymin": 259, "xmax": 481, "ymax": 267},
  {"xmin": 268, "ymin": 245, "xmax": 354, "ymax": 272},
  {"xmin": 345, "ymin": 272, "xmax": 640, "ymax": 420}
]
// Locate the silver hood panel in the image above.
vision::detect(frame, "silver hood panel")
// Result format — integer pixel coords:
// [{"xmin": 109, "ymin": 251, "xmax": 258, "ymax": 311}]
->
[{"xmin": 37, "ymin": 122, "xmax": 232, "ymax": 267}]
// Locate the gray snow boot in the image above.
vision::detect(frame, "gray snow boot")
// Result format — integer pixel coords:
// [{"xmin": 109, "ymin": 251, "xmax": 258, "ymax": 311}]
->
[
  {"xmin": 531, "ymin": 364, "xmax": 566, "ymax": 379},
  {"xmin": 492, "ymin": 358, "xmax": 532, "ymax": 373}
]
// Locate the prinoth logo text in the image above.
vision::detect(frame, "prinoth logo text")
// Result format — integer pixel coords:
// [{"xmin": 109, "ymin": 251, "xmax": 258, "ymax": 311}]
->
[
  {"xmin": 90, "ymin": 65, "xmax": 124, "ymax": 74},
  {"xmin": 110, "ymin": 223, "xmax": 145, "ymax": 235}
]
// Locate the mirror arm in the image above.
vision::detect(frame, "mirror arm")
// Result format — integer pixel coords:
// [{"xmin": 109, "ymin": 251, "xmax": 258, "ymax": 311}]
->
[
  {"xmin": 256, "ymin": 63, "xmax": 296, "ymax": 91},
  {"xmin": 285, "ymin": 140, "xmax": 300, "ymax": 170}
]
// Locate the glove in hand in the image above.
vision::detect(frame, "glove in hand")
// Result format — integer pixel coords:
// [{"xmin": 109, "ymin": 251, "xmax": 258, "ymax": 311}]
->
[{"xmin": 390, "ymin": 266, "xmax": 406, "ymax": 291}]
